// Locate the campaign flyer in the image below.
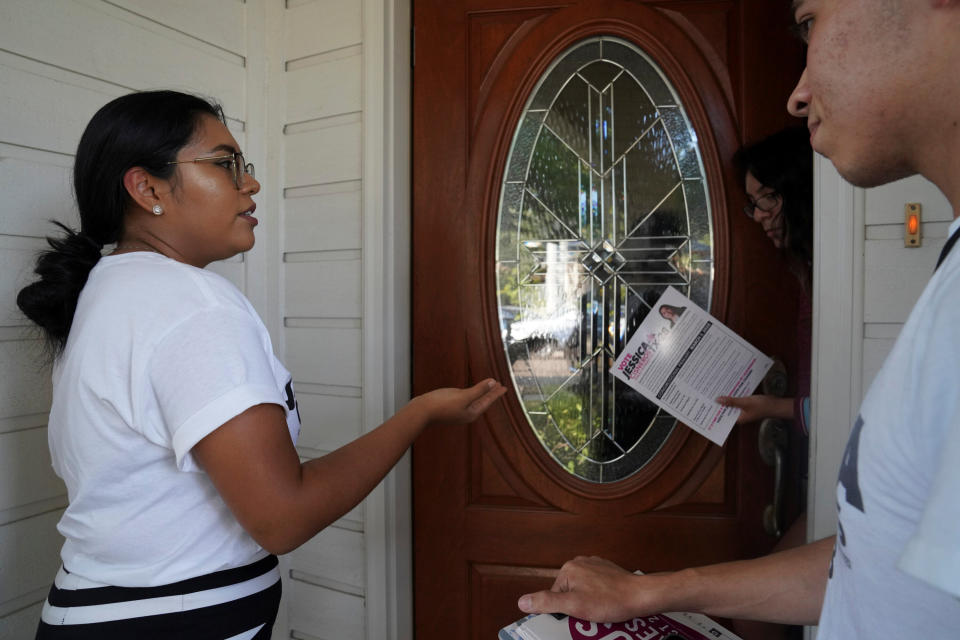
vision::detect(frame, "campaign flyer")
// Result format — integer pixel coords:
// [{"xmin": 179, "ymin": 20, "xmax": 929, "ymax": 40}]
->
[{"xmin": 609, "ymin": 286, "xmax": 773, "ymax": 446}]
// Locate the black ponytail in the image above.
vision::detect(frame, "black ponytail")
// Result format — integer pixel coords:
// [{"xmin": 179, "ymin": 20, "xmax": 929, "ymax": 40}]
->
[
  {"xmin": 16, "ymin": 90, "xmax": 223, "ymax": 355},
  {"xmin": 16, "ymin": 223, "xmax": 103, "ymax": 353}
]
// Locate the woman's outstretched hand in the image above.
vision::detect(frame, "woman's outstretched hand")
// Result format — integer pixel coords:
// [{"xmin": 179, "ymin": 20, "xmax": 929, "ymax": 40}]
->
[
  {"xmin": 517, "ymin": 556, "xmax": 653, "ymax": 623},
  {"xmin": 416, "ymin": 378, "xmax": 507, "ymax": 425},
  {"xmin": 716, "ymin": 394, "xmax": 794, "ymax": 424}
]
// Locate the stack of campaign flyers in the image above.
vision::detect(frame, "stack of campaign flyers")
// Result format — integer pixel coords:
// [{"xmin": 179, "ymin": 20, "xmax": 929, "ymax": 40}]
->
[{"xmin": 499, "ymin": 611, "xmax": 743, "ymax": 640}]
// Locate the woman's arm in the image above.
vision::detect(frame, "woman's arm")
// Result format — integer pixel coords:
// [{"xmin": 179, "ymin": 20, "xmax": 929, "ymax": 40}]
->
[
  {"xmin": 518, "ymin": 536, "xmax": 834, "ymax": 626},
  {"xmin": 717, "ymin": 394, "xmax": 795, "ymax": 423},
  {"xmin": 193, "ymin": 379, "xmax": 505, "ymax": 554}
]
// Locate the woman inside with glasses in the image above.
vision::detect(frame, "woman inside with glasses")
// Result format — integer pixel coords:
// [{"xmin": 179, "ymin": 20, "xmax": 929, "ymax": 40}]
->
[
  {"xmin": 719, "ymin": 127, "xmax": 812, "ymax": 437},
  {"xmin": 18, "ymin": 90, "xmax": 506, "ymax": 639},
  {"xmin": 720, "ymin": 126, "xmax": 813, "ymax": 640}
]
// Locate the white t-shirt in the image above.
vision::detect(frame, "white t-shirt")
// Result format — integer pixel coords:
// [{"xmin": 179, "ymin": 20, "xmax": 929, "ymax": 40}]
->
[
  {"xmin": 48, "ymin": 252, "xmax": 300, "ymax": 587},
  {"xmin": 818, "ymin": 217, "xmax": 960, "ymax": 637}
]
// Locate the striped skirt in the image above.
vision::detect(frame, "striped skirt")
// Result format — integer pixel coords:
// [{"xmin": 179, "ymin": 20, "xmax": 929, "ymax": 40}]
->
[{"xmin": 36, "ymin": 555, "xmax": 281, "ymax": 639}]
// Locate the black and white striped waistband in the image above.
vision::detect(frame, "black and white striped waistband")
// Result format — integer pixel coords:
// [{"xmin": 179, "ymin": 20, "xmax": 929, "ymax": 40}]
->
[{"xmin": 41, "ymin": 555, "xmax": 279, "ymax": 626}]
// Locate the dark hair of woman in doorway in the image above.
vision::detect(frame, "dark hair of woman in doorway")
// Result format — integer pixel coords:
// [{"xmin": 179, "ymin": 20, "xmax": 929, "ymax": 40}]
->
[{"xmin": 735, "ymin": 125, "xmax": 814, "ymax": 291}]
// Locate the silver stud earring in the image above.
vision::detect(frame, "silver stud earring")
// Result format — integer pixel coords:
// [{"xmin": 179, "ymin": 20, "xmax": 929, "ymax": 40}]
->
[{"xmin": 152, "ymin": 204, "xmax": 164, "ymax": 216}]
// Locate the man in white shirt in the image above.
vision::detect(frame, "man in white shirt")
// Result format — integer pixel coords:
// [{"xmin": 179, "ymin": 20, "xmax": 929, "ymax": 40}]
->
[{"xmin": 518, "ymin": 1, "xmax": 960, "ymax": 636}]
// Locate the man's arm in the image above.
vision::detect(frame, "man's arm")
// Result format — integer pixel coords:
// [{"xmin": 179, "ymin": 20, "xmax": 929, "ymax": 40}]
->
[{"xmin": 518, "ymin": 536, "xmax": 834, "ymax": 626}]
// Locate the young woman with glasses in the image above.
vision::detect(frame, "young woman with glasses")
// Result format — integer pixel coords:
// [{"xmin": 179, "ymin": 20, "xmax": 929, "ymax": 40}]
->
[
  {"xmin": 738, "ymin": 126, "xmax": 814, "ymax": 284},
  {"xmin": 720, "ymin": 126, "xmax": 813, "ymax": 640},
  {"xmin": 720, "ymin": 126, "xmax": 812, "ymax": 429},
  {"xmin": 18, "ymin": 90, "xmax": 505, "ymax": 638}
]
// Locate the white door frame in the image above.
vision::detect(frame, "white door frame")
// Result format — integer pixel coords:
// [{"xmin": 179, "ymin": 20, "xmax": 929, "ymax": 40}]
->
[
  {"xmin": 361, "ymin": 0, "xmax": 413, "ymax": 638},
  {"xmin": 808, "ymin": 154, "xmax": 863, "ymax": 542}
]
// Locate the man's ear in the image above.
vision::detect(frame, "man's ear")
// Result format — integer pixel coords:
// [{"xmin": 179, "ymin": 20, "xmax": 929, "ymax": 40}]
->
[{"xmin": 122, "ymin": 167, "xmax": 161, "ymax": 213}]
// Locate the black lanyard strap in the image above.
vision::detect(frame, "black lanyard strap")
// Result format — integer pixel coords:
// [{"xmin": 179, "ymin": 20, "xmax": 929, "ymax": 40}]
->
[{"xmin": 936, "ymin": 225, "xmax": 960, "ymax": 271}]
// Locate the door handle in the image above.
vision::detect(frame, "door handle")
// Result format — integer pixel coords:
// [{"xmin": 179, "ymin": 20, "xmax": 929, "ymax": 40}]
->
[
  {"xmin": 758, "ymin": 418, "xmax": 788, "ymax": 537},
  {"xmin": 761, "ymin": 359, "xmax": 788, "ymax": 397}
]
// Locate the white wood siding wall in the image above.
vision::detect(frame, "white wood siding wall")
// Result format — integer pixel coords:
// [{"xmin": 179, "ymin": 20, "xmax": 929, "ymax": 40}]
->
[
  {"xmin": 0, "ymin": 0, "xmax": 271, "ymax": 635},
  {"xmin": 0, "ymin": 0, "xmax": 407, "ymax": 636},
  {"xmin": 810, "ymin": 160, "xmax": 954, "ymax": 542},
  {"xmin": 278, "ymin": 1, "xmax": 369, "ymax": 639},
  {"xmin": 862, "ymin": 177, "xmax": 953, "ymax": 382}
]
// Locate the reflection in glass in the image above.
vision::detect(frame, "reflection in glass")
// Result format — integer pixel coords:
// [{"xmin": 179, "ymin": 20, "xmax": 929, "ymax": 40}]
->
[{"xmin": 496, "ymin": 37, "xmax": 713, "ymax": 483}]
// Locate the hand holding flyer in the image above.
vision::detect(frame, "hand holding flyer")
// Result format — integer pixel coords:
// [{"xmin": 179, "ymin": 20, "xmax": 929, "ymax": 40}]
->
[
  {"xmin": 499, "ymin": 569, "xmax": 744, "ymax": 640},
  {"xmin": 609, "ymin": 286, "xmax": 772, "ymax": 446}
]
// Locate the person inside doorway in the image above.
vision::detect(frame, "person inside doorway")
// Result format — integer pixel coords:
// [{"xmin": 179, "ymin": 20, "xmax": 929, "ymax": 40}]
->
[
  {"xmin": 722, "ymin": 124, "xmax": 815, "ymax": 640},
  {"xmin": 720, "ymin": 126, "xmax": 813, "ymax": 440}
]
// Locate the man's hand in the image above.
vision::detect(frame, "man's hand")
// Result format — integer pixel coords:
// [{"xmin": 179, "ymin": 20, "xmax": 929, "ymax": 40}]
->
[
  {"xmin": 518, "ymin": 539, "xmax": 834, "ymax": 627},
  {"xmin": 517, "ymin": 556, "xmax": 653, "ymax": 623}
]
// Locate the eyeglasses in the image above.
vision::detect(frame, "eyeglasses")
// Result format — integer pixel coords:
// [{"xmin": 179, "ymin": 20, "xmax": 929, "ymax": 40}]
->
[
  {"xmin": 167, "ymin": 152, "xmax": 255, "ymax": 189},
  {"xmin": 743, "ymin": 192, "xmax": 781, "ymax": 219}
]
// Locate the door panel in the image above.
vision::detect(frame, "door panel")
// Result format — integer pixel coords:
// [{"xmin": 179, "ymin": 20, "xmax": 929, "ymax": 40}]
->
[{"xmin": 413, "ymin": 2, "xmax": 805, "ymax": 638}]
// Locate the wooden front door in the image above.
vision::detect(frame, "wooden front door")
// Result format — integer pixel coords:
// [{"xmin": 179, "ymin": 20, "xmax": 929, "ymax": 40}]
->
[{"xmin": 412, "ymin": 2, "xmax": 805, "ymax": 638}]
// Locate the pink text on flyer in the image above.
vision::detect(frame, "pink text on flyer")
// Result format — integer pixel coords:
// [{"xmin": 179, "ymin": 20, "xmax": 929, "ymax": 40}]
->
[{"xmin": 567, "ymin": 614, "xmax": 703, "ymax": 640}]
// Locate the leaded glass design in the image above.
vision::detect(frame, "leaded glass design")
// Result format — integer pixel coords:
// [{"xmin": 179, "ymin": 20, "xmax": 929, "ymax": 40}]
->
[{"xmin": 496, "ymin": 37, "xmax": 713, "ymax": 483}]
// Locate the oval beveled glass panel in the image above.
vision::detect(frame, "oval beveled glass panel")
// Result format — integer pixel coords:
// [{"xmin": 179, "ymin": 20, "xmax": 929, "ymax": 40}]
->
[{"xmin": 496, "ymin": 37, "xmax": 713, "ymax": 483}]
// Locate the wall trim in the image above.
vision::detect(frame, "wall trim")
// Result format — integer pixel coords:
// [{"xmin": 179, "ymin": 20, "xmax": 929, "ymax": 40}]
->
[
  {"xmin": 808, "ymin": 154, "xmax": 864, "ymax": 542},
  {"xmin": 361, "ymin": 0, "xmax": 412, "ymax": 639},
  {"xmin": 246, "ymin": 1, "xmax": 290, "ymax": 635}
]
